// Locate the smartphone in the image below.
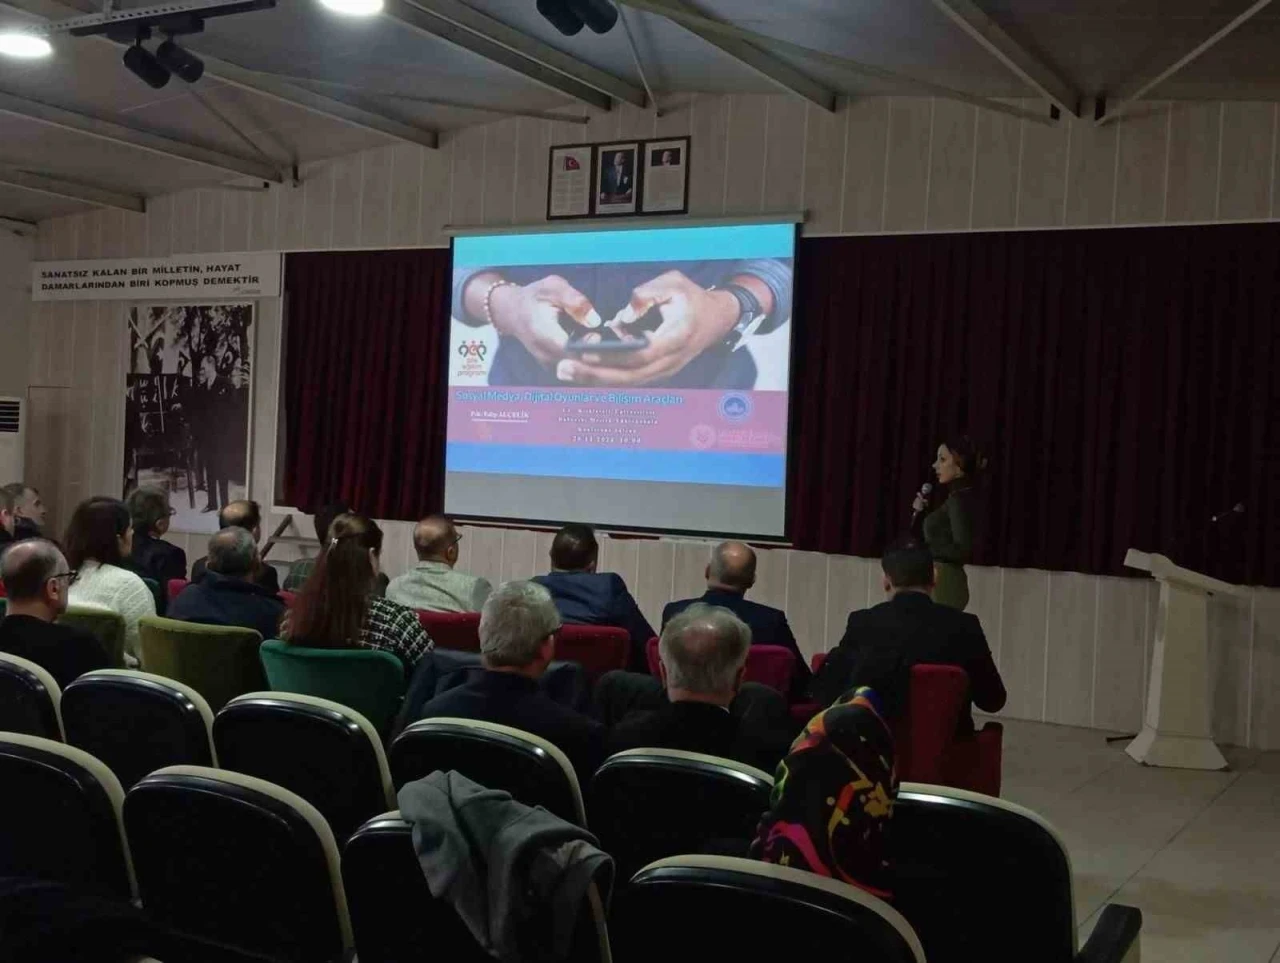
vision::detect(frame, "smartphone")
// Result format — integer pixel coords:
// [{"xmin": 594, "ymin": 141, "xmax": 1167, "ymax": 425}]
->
[{"xmin": 564, "ymin": 332, "xmax": 650, "ymax": 354}]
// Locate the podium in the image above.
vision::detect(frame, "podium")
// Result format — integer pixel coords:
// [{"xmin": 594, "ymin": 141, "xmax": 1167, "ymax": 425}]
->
[{"xmin": 1124, "ymin": 549, "xmax": 1248, "ymax": 770}]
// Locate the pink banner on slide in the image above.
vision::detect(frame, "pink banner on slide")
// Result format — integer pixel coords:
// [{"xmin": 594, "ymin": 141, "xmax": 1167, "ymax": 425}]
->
[{"xmin": 448, "ymin": 387, "xmax": 787, "ymax": 453}]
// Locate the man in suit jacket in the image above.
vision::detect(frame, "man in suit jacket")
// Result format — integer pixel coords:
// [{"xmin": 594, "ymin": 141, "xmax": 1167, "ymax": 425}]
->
[
  {"xmin": 605, "ymin": 604, "xmax": 795, "ymax": 775},
  {"xmin": 533, "ymin": 524, "xmax": 654, "ymax": 670},
  {"xmin": 189, "ymin": 500, "xmax": 280, "ymax": 594},
  {"xmin": 168, "ymin": 527, "xmax": 285, "ymax": 641},
  {"xmin": 663, "ymin": 541, "xmax": 810, "ymax": 700},
  {"xmin": 810, "ymin": 538, "xmax": 1006, "ymax": 733},
  {"xmin": 413, "ymin": 580, "xmax": 605, "ymax": 785}
]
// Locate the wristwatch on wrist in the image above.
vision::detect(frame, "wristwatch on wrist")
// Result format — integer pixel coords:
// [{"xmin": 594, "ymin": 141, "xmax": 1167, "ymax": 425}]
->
[{"xmin": 720, "ymin": 282, "xmax": 767, "ymax": 350}]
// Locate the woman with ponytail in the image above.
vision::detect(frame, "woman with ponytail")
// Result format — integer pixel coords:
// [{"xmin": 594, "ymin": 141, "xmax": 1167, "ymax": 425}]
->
[
  {"xmin": 283, "ymin": 512, "xmax": 432, "ymax": 666},
  {"xmin": 912, "ymin": 435, "xmax": 986, "ymax": 612}
]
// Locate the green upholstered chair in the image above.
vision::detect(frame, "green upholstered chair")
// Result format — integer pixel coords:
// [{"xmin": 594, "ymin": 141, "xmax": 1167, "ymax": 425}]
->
[
  {"xmin": 259, "ymin": 640, "xmax": 405, "ymax": 735},
  {"xmin": 138, "ymin": 616, "xmax": 265, "ymax": 712},
  {"xmin": 58, "ymin": 606, "xmax": 127, "ymax": 668}
]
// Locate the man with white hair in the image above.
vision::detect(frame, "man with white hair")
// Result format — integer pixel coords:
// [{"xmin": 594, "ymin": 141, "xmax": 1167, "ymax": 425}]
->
[
  {"xmin": 412, "ymin": 579, "xmax": 605, "ymax": 781},
  {"xmin": 606, "ymin": 604, "xmax": 795, "ymax": 773}
]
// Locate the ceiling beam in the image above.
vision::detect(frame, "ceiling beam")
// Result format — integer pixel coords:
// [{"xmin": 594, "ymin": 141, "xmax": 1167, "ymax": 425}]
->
[
  {"xmin": 0, "ymin": 0, "xmax": 440, "ymax": 149},
  {"xmin": 929, "ymin": 0, "xmax": 1081, "ymax": 117},
  {"xmin": 0, "ymin": 89, "xmax": 284, "ymax": 182},
  {"xmin": 0, "ymin": 215, "xmax": 37, "ymax": 234},
  {"xmin": 619, "ymin": 0, "xmax": 1059, "ymax": 126},
  {"xmin": 0, "ymin": 165, "xmax": 145, "ymax": 212},
  {"xmin": 630, "ymin": 0, "xmax": 837, "ymax": 112},
  {"xmin": 387, "ymin": 0, "xmax": 644, "ymax": 111},
  {"xmin": 1100, "ymin": 0, "xmax": 1277, "ymax": 125}
]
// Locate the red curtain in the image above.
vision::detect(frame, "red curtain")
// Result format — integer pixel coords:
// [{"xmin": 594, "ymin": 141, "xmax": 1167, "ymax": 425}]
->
[
  {"xmin": 788, "ymin": 225, "xmax": 1280, "ymax": 585},
  {"xmin": 282, "ymin": 249, "xmax": 450, "ymax": 519}
]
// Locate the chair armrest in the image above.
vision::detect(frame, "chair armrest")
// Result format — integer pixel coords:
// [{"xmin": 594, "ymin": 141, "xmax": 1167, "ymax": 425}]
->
[{"xmin": 1077, "ymin": 904, "xmax": 1142, "ymax": 963}]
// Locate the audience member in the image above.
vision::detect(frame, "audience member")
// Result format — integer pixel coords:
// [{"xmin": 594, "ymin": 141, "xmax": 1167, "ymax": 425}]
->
[
  {"xmin": 603, "ymin": 604, "xmax": 794, "ymax": 773},
  {"xmin": 533, "ymin": 523, "xmax": 654, "ymax": 667},
  {"xmin": 412, "ymin": 580, "xmax": 604, "ymax": 783},
  {"xmin": 125, "ymin": 486, "xmax": 187, "ymax": 587},
  {"xmin": 0, "ymin": 539, "xmax": 108, "ymax": 688},
  {"xmin": 168, "ymin": 527, "xmax": 285, "ymax": 640},
  {"xmin": 663, "ymin": 540, "xmax": 810, "ymax": 699},
  {"xmin": 810, "ymin": 538, "xmax": 1006, "ymax": 731},
  {"xmin": 189, "ymin": 500, "xmax": 279, "ymax": 593},
  {"xmin": 387, "ymin": 514, "xmax": 492, "ymax": 613},
  {"xmin": 282, "ymin": 512, "xmax": 431, "ymax": 666},
  {"xmin": 751, "ymin": 685, "xmax": 896, "ymax": 898},
  {"xmin": 2, "ymin": 482, "xmax": 46, "ymax": 540},
  {"xmin": 63, "ymin": 497, "xmax": 156, "ymax": 666},
  {"xmin": 0, "ymin": 486, "xmax": 17, "ymax": 552},
  {"xmin": 284, "ymin": 501, "xmax": 347, "ymax": 591}
]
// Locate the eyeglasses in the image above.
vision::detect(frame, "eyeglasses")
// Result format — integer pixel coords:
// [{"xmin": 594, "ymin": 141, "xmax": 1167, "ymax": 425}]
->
[
  {"xmin": 50, "ymin": 570, "xmax": 77, "ymax": 583},
  {"xmin": 451, "ymin": 533, "xmax": 464, "ymax": 546}
]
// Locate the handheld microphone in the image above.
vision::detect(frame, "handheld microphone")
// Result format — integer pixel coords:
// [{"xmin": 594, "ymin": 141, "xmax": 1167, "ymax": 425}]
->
[
  {"xmin": 910, "ymin": 482, "xmax": 933, "ymax": 525},
  {"xmin": 1210, "ymin": 503, "xmax": 1245, "ymax": 524}
]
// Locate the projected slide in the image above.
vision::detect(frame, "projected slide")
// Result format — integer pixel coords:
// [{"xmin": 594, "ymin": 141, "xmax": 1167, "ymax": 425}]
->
[{"xmin": 444, "ymin": 222, "xmax": 795, "ymax": 537}]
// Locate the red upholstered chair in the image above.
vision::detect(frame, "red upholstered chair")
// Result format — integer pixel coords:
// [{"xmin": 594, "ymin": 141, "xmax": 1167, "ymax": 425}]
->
[
  {"xmin": 417, "ymin": 611, "xmax": 481, "ymax": 652},
  {"xmin": 553, "ymin": 625, "xmax": 630, "ymax": 681},
  {"xmin": 647, "ymin": 637, "xmax": 797, "ymax": 698},
  {"xmin": 167, "ymin": 578, "xmax": 189, "ymax": 602},
  {"xmin": 278, "ymin": 590, "xmax": 297, "ymax": 608}
]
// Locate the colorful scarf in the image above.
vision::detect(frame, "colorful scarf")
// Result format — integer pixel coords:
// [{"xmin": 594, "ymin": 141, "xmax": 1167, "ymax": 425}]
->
[{"xmin": 750, "ymin": 686, "xmax": 897, "ymax": 899}]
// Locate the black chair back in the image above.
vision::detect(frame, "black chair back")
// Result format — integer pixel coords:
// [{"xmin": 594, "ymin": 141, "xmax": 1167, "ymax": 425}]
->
[
  {"xmin": 590, "ymin": 748, "xmax": 773, "ymax": 879},
  {"xmin": 619, "ymin": 855, "xmax": 924, "ymax": 963},
  {"xmin": 214, "ymin": 692, "xmax": 394, "ymax": 841},
  {"xmin": 61, "ymin": 670, "xmax": 215, "ymax": 790},
  {"xmin": 0, "ymin": 733, "xmax": 133, "ymax": 900},
  {"xmin": 389, "ymin": 718, "xmax": 586, "ymax": 825},
  {"xmin": 124, "ymin": 765, "xmax": 351, "ymax": 963},
  {"xmin": 0, "ymin": 652, "xmax": 62, "ymax": 739}
]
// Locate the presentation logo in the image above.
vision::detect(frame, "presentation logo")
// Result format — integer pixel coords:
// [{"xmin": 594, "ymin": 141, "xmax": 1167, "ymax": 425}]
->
[
  {"xmin": 458, "ymin": 341, "xmax": 488, "ymax": 361},
  {"xmin": 689, "ymin": 424, "xmax": 717, "ymax": 450},
  {"xmin": 718, "ymin": 392, "xmax": 752, "ymax": 422},
  {"xmin": 455, "ymin": 339, "xmax": 490, "ymax": 380}
]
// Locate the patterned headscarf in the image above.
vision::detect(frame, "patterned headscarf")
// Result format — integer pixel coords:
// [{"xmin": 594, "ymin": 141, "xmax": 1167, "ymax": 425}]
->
[{"xmin": 750, "ymin": 686, "xmax": 897, "ymax": 899}]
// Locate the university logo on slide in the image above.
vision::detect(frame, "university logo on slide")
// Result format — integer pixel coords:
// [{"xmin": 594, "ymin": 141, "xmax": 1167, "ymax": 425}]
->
[
  {"xmin": 718, "ymin": 392, "xmax": 752, "ymax": 422},
  {"xmin": 689, "ymin": 424, "xmax": 717, "ymax": 449},
  {"xmin": 458, "ymin": 341, "xmax": 487, "ymax": 361},
  {"xmin": 455, "ymin": 339, "xmax": 489, "ymax": 379}
]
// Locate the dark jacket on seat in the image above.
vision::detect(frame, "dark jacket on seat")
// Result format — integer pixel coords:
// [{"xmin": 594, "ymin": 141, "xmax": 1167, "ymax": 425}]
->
[
  {"xmin": 606, "ymin": 697, "xmax": 793, "ymax": 775},
  {"xmin": 0, "ymin": 615, "xmax": 109, "ymax": 688},
  {"xmin": 167, "ymin": 570, "xmax": 285, "ymax": 641},
  {"xmin": 191, "ymin": 556, "xmax": 280, "ymax": 594},
  {"xmin": 810, "ymin": 591, "xmax": 1006, "ymax": 732},
  {"xmin": 130, "ymin": 533, "xmax": 188, "ymax": 588}
]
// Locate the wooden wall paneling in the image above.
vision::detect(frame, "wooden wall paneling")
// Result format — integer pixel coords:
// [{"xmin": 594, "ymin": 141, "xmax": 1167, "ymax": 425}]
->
[
  {"xmin": 839, "ymin": 97, "xmax": 890, "ymax": 233},
  {"xmin": 466, "ymin": 524, "xmax": 505, "ymax": 586},
  {"xmin": 222, "ymin": 190, "xmax": 252, "ymax": 253},
  {"xmin": 71, "ymin": 210, "xmax": 97, "ymax": 258},
  {"xmin": 632, "ymin": 538, "xmax": 676, "ymax": 632},
  {"xmin": 1217, "ymin": 101, "xmax": 1275, "ymax": 220},
  {"xmin": 94, "ymin": 302, "xmax": 125, "ymax": 497},
  {"xmin": 801, "ymin": 100, "xmax": 847, "ymax": 234},
  {"xmin": 970, "ymin": 104, "xmax": 1022, "ymax": 230},
  {"xmin": 1207, "ymin": 589, "xmax": 1253, "ymax": 747},
  {"xmin": 121, "ymin": 211, "xmax": 147, "ymax": 258},
  {"xmin": 1063, "ymin": 117, "xmax": 1118, "ymax": 227},
  {"xmin": 760, "ymin": 94, "xmax": 806, "ymax": 213},
  {"xmin": 671, "ymin": 540, "xmax": 712, "ymax": 601},
  {"xmin": 481, "ymin": 119, "xmax": 518, "ymax": 227},
  {"xmin": 512, "ymin": 120, "xmax": 551, "ymax": 226},
  {"xmin": 498, "ymin": 526, "xmax": 539, "ymax": 583},
  {"xmin": 1093, "ymin": 575, "xmax": 1149, "ymax": 733},
  {"xmin": 1044, "ymin": 571, "xmax": 1098, "ymax": 728},
  {"xmin": 194, "ymin": 190, "xmax": 222, "ymax": 253},
  {"xmin": 419, "ymin": 139, "xmax": 453, "ymax": 247},
  {"xmin": 301, "ymin": 162, "xmax": 336, "ymax": 250},
  {"xmin": 329, "ymin": 154, "xmax": 363, "ymax": 250},
  {"xmin": 616, "ymin": 101, "xmax": 655, "ymax": 141},
  {"xmin": 882, "ymin": 98, "xmax": 932, "ymax": 232},
  {"xmin": 1251, "ymin": 588, "xmax": 1280, "ymax": 750},
  {"xmin": 926, "ymin": 100, "xmax": 976, "ymax": 230},
  {"xmin": 249, "ymin": 298, "xmax": 280, "ymax": 506},
  {"xmin": 248, "ymin": 186, "xmax": 277, "ymax": 253},
  {"xmin": 380, "ymin": 519, "xmax": 415, "ymax": 580},
  {"xmin": 998, "ymin": 568, "xmax": 1050, "ymax": 720},
  {"xmin": 822, "ymin": 554, "xmax": 864, "ymax": 654},
  {"xmin": 966, "ymin": 565, "xmax": 1003, "ymax": 663},
  {"xmin": 1016, "ymin": 106, "xmax": 1067, "ymax": 227},
  {"xmin": 50, "ymin": 216, "xmax": 74, "ymax": 259},
  {"xmin": 584, "ymin": 108, "xmax": 619, "ymax": 145},
  {"xmin": 598, "ymin": 534, "xmax": 638, "ymax": 590},
  {"xmin": 276, "ymin": 180, "xmax": 307, "ymax": 252},
  {"xmin": 722, "ymin": 94, "xmax": 768, "ymax": 215},
  {"xmin": 387, "ymin": 144, "xmax": 425, "ymax": 247},
  {"xmin": 1165, "ymin": 102, "xmax": 1221, "ymax": 222},
  {"xmin": 751, "ymin": 544, "xmax": 788, "ymax": 612},
  {"xmin": 449, "ymin": 127, "xmax": 487, "ymax": 230},
  {"xmin": 1114, "ymin": 106, "xmax": 1170, "ymax": 225},
  {"xmin": 654, "ymin": 95, "xmax": 693, "ymax": 138},
  {"xmin": 784, "ymin": 550, "xmax": 828, "ymax": 662},
  {"xmin": 688, "ymin": 94, "xmax": 729, "ymax": 216},
  {"xmin": 358, "ymin": 146, "xmax": 393, "ymax": 248},
  {"xmin": 46, "ymin": 303, "xmax": 74, "ymax": 388}
]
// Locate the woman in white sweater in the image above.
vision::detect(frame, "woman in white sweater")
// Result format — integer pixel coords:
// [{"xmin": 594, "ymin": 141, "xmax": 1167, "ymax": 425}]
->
[{"xmin": 66, "ymin": 497, "xmax": 156, "ymax": 665}]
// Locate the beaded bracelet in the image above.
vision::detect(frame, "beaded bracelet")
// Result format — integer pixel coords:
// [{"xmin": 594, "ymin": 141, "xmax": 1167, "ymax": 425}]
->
[{"xmin": 483, "ymin": 279, "xmax": 518, "ymax": 326}]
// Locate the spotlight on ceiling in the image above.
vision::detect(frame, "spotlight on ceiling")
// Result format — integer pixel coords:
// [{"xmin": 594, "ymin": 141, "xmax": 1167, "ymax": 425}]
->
[
  {"xmin": 318, "ymin": 0, "xmax": 384, "ymax": 16},
  {"xmin": 536, "ymin": 0, "xmax": 582, "ymax": 36},
  {"xmin": 565, "ymin": 0, "xmax": 616, "ymax": 34},
  {"xmin": 123, "ymin": 40, "xmax": 170, "ymax": 88},
  {"xmin": 0, "ymin": 30, "xmax": 53, "ymax": 58},
  {"xmin": 155, "ymin": 38, "xmax": 203, "ymax": 82}
]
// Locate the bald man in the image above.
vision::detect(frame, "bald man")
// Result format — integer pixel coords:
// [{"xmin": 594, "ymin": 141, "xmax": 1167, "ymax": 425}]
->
[
  {"xmin": 189, "ymin": 499, "xmax": 280, "ymax": 593},
  {"xmin": 0, "ymin": 539, "xmax": 108, "ymax": 687},
  {"xmin": 386, "ymin": 515, "xmax": 492, "ymax": 613},
  {"xmin": 662, "ymin": 540, "xmax": 810, "ymax": 700}
]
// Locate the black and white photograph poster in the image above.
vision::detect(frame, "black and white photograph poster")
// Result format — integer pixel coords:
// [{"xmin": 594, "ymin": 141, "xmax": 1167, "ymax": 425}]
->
[
  {"xmin": 594, "ymin": 142, "xmax": 639, "ymax": 216},
  {"xmin": 123, "ymin": 302, "xmax": 254, "ymax": 534},
  {"xmin": 547, "ymin": 144, "xmax": 593, "ymax": 219},
  {"xmin": 642, "ymin": 137, "xmax": 690, "ymax": 214}
]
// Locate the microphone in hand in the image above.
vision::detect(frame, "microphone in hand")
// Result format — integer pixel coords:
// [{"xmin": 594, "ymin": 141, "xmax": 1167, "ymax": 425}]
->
[{"xmin": 910, "ymin": 482, "xmax": 934, "ymax": 525}]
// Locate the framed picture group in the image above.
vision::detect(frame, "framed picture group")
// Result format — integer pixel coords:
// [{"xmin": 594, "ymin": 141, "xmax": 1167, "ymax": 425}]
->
[{"xmin": 548, "ymin": 135, "xmax": 690, "ymax": 220}]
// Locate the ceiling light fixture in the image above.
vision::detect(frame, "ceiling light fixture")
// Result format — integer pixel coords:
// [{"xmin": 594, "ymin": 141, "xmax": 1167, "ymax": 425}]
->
[
  {"xmin": 122, "ymin": 39, "xmax": 170, "ymax": 88},
  {"xmin": 565, "ymin": 0, "xmax": 616, "ymax": 34},
  {"xmin": 155, "ymin": 38, "xmax": 203, "ymax": 82},
  {"xmin": 536, "ymin": 0, "xmax": 582, "ymax": 35},
  {"xmin": 0, "ymin": 30, "xmax": 53, "ymax": 58},
  {"xmin": 317, "ymin": 0, "xmax": 384, "ymax": 16}
]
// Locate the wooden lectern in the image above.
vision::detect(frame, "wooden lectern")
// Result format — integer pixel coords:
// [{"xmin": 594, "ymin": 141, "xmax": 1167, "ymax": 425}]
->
[{"xmin": 1124, "ymin": 549, "xmax": 1248, "ymax": 770}]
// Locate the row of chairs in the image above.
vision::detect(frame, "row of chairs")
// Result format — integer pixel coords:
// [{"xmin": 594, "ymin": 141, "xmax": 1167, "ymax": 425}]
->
[{"xmin": 0, "ymin": 727, "xmax": 1143, "ymax": 963}]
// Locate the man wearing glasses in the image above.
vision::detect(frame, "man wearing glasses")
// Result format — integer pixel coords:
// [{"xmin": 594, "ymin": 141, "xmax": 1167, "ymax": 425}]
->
[
  {"xmin": 0, "ymin": 539, "xmax": 108, "ymax": 688},
  {"xmin": 386, "ymin": 515, "xmax": 492, "ymax": 613}
]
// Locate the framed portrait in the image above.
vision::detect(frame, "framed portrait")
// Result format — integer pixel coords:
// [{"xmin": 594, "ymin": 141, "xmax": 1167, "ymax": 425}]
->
[
  {"xmin": 640, "ymin": 136, "xmax": 690, "ymax": 214},
  {"xmin": 546, "ymin": 143, "xmax": 594, "ymax": 219},
  {"xmin": 593, "ymin": 142, "xmax": 640, "ymax": 216}
]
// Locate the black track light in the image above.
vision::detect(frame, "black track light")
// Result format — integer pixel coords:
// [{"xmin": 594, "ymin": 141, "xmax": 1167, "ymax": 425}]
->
[
  {"xmin": 536, "ymin": 0, "xmax": 582, "ymax": 36},
  {"xmin": 123, "ymin": 41, "xmax": 170, "ymax": 89},
  {"xmin": 565, "ymin": 0, "xmax": 616, "ymax": 34},
  {"xmin": 156, "ymin": 39, "xmax": 204, "ymax": 82}
]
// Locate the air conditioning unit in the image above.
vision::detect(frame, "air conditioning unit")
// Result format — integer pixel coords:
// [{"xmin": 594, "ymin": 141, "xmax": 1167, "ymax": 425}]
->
[{"xmin": 0, "ymin": 397, "xmax": 25, "ymax": 482}]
